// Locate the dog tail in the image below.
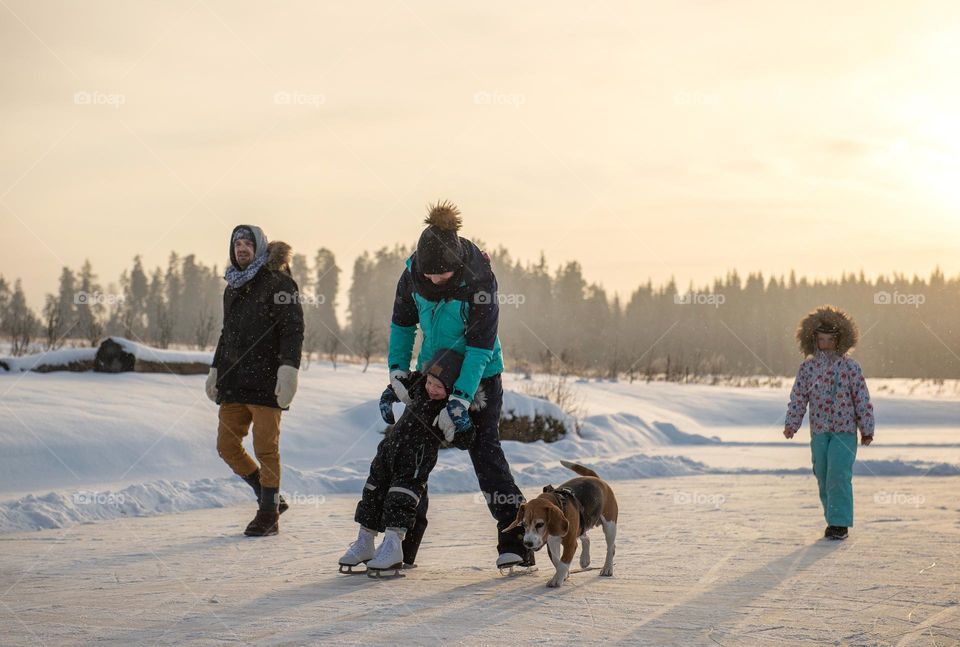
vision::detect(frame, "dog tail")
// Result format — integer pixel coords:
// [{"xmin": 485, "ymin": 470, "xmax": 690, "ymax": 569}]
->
[{"xmin": 560, "ymin": 459, "xmax": 599, "ymax": 478}]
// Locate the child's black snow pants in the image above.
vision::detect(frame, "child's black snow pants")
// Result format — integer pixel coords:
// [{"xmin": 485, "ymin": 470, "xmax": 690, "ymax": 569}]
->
[
  {"xmin": 354, "ymin": 395, "xmax": 446, "ymax": 543},
  {"xmin": 397, "ymin": 374, "xmax": 532, "ymax": 561}
]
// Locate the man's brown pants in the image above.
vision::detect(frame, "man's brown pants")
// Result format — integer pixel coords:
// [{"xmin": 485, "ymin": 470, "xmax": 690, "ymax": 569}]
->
[{"xmin": 217, "ymin": 403, "xmax": 282, "ymax": 488}]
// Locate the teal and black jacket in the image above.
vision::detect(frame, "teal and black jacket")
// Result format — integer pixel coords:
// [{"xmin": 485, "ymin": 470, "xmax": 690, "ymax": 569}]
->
[{"xmin": 387, "ymin": 238, "xmax": 504, "ymax": 402}]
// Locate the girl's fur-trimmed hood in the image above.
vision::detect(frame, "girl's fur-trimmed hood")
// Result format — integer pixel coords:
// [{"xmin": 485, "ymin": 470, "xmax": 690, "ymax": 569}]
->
[{"xmin": 796, "ymin": 305, "xmax": 859, "ymax": 357}]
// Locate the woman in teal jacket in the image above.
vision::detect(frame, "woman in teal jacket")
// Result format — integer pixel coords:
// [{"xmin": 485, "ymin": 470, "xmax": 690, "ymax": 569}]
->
[{"xmin": 380, "ymin": 200, "xmax": 532, "ymax": 571}]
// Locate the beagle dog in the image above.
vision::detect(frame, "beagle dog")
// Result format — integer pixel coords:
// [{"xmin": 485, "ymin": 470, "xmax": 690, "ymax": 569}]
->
[{"xmin": 503, "ymin": 459, "xmax": 618, "ymax": 588}]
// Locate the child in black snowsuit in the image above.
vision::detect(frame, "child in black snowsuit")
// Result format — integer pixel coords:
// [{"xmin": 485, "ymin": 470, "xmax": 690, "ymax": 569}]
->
[{"xmin": 339, "ymin": 348, "xmax": 471, "ymax": 573}]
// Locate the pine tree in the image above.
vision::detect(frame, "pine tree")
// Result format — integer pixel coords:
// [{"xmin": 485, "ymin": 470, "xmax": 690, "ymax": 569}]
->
[
  {"xmin": 75, "ymin": 260, "xmax": 103, "ymax": 346},
  {"xmin": 54, "ymin": 267, "xmax": 78, "ymax": 344},
  {"xmin": 4, "ymin": 280, "xmax": 38, "ymax": 356},
  {"xmin": 120, "ymin": 255, "xmax": 149, "ymax": 339},
  {"xmin": 314, "ymin": 248, "xmax": 341, "ymax": 368}
]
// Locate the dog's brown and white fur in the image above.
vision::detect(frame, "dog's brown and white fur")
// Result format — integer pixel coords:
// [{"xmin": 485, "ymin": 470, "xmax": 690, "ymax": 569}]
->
[{"xmin": 503, "ymin": 460, "xmax": 618, "ymax": 587}]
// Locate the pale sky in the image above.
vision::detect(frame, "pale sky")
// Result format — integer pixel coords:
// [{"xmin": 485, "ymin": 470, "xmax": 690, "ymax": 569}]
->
[{"xmin": 3, "ymin": 1, "xmax": 960, "ymax": 317}]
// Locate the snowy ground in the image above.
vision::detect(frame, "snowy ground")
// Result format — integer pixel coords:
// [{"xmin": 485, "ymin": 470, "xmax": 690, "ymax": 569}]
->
[
  {"xmin": 1, "ymin": 360, "xmax": 959, "ymax": 644},
  {"xmin": 1, "ymin": 475, "xmax": 958, "ymax": 646}
]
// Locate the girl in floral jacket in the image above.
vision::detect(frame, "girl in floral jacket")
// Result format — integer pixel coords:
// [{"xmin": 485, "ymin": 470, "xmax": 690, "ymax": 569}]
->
[{"xmin": 783, "ymin": 305, "xmax": 875, "ymax": 540}]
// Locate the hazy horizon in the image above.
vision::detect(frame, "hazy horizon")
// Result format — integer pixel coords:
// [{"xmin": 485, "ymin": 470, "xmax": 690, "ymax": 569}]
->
[{"xmin": 3, "ymin": 1, "xmax": 959, "ymax": 316}]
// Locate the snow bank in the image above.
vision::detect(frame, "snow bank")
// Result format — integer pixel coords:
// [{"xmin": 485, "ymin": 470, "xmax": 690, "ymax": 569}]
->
[
  {"xmin": 0, "ymin": 454, "xmax": 711, "ymax": 533},
  {"xmin": 1, "ymin": 346, "xmax": 98, "ymax": 372},
  {"xmin": 107, "ymin": 337, "xmax": 213, "ymax": 365},
  {"xmin": 500, "ymin": 390, "xmax": 578, "ymax": 436},
  {"xmin": 579, "ymin": 413, "xmax": 720, "ymax": 448},
  {"xmin": 4, "ymin": 453, "xmax": 959, "ymax": 534},
  {"xmin": 1, "ymin": 338, "xmax": 212, "ymax": 373},
  {"xmin": 2, "ymin": 362, "xmax": 959, "ymax": 534},
  {"xmin": 0, "ymin": 478, "xmax": 252, "ymax": 531}
]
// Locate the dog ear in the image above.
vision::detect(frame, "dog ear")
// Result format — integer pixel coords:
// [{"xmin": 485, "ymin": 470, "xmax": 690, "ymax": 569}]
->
[
  {"xmin": 502, "ymin": 503, "xmax": 525, "ymax": 532},
  {"xmin": 542, "ymin": 484, "xmax": 555, "ymax": 493},
  {"xmin": 546, "ymin": 504, "xmax": 569, "ymax": 537}
]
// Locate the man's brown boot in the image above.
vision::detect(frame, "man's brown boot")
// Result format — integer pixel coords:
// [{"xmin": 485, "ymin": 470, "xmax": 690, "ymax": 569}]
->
[
  {"xmin": 245, "ymin": 486, "xmax": 280, "ymax": 536},
  {"xmin": 244, "ymin": 510, "xmax": 279, "ymax": 536}
]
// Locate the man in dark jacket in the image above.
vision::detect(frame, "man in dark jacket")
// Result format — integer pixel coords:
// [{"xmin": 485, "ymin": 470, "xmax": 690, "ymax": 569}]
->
[
  {"xmin": 206, "ymin": 224, "xmax": 304, "ymax": 537},
  {"xmin": 381, "ymin": 200, "xmax": 533, "ymax": 570}
]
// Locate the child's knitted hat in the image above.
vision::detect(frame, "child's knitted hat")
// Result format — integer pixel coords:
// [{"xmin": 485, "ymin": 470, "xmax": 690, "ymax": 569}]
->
[{"xmin": 423, "ymin": 348, "xmax": 465, "ymax": 395}]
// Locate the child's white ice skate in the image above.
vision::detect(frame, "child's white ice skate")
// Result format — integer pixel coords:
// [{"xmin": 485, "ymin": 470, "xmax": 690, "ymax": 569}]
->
[
  {"xmin": 366, "ymin": 528, "xmax": 406, "ymax": 578},
  {"xmin": 338, "ymin": 527, "xmax": 376, "ymax": 574}
]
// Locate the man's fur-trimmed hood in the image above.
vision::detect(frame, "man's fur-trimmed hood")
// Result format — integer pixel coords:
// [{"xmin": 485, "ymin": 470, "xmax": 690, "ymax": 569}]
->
[
  {"xmin": 796, "ymin": 305, "xmax": 859, "ymax": 357},
  {"xmin": 266, "ymin": 241, "xmax": 293, "ymax": 273}
]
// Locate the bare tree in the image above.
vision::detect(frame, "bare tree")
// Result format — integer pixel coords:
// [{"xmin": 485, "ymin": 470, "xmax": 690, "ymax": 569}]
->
[
  {"xmin": 301, "ymin": 328, "xmax": 318, "ymax": 370},
  {"xmin": 323, "ymin": 334, "xmax": 340, "ymax": 370},
  {"xmin": 194, "ymin": 305, "xmax": 217, "ymax": 350},
  {"xmin": 353, "ymin": 320, "xmax": 380, "ymax": 373},
  {"xmin": 42, "ymin": 294, "xmax": 63, "ymax": 350},
  {"xmin": 520, "ymin": 364, "xmax": 584, "ymax": 421}
]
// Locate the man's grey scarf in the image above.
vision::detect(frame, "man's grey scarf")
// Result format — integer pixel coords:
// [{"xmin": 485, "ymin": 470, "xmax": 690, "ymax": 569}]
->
[{"xmin": 225, "ymin": 253, "xmax": 267, "ymax": 289}]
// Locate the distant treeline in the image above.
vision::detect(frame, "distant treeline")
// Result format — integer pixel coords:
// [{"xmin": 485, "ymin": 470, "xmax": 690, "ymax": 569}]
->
[{"xmin": 1, "ymin": 245, "xmax": 957, "ymax": 378}]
